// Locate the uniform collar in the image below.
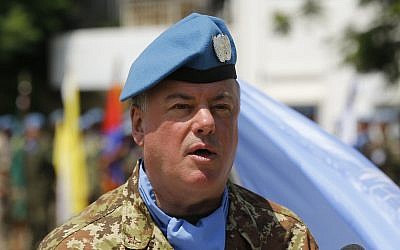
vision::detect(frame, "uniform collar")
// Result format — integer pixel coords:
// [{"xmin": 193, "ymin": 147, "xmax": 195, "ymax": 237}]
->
[
  {"xmin": 121, "ymin": 161, "xmax": 173, "ymax": 249},
  {"xmin": 226, "ymin": 181, "xmax": 261, "ymax": 248},
  {"xmin": 120, "ymin": 161, "xmax": 260, "ymax": 249}
]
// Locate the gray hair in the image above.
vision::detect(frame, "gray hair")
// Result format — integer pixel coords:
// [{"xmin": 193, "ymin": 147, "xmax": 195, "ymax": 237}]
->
[{"xmin": 130, "ymin": 92, "xmax": 148, "ymax": 112}]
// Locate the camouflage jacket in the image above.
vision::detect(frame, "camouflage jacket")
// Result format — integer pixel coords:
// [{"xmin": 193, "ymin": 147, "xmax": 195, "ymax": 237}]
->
[{"xmin": 39, "ymin": 164, "xmax": 318, "ymax": 250}]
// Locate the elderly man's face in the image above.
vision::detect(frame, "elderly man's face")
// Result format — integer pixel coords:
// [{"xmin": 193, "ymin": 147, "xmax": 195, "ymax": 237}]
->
[{"xmin": 132, "ymin": 79, "xmax": 240, "ymax": 204}]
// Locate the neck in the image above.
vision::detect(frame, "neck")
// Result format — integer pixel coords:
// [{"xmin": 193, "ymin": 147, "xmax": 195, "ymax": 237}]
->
[
  {"xmin": 152, "ymin": 188, "xmax": 224, "ymax": 219},
  {"xmin": 139, "ymin": 160, "xmax": 226, "ymax": 220}
]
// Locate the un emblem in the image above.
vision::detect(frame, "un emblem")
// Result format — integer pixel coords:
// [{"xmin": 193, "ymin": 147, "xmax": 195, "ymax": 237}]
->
[{"xmin": 212, "ymin": 34, "xmax": 232, "ymax": 63}]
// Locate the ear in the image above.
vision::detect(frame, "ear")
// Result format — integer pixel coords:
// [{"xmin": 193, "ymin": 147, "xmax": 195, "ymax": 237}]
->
[{"xmin": 130, "ymin": 106, "xmax": 144, "ymax": 147}]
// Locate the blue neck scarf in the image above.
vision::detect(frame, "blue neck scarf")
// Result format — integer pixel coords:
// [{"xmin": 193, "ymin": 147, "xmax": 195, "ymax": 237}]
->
[{"xmin": 138, "ymin": 162, "xmax": 229, "ymax": 250}]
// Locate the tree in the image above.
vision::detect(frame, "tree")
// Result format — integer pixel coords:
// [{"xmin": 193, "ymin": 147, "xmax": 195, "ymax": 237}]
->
[
  {"xmin": 0, "ymin": 0, "xmax": 76, "ymax": 114},
  {"xmin": 344, "ymin": 0, "xmax": 400, "ymax": 83},
  {"xmin": 272, "ymin": 0, "xmax": 400, "ymax": 84},
  {"xmin": 0, "ymin": 0, "xmax": 118, "ymax": 115}
]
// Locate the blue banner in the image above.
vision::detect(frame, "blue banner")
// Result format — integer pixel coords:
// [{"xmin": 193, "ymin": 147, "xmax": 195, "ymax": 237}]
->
[{"xmin": 234, "ymin": 80, "xmax": 400, "ymax": 250}]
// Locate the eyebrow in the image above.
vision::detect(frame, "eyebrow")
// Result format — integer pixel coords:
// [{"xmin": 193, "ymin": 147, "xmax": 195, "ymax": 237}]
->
[
  {"xmin": 211, "ymin": 92, "xmax": 234, "ymax": 102},
  {"xmin": 165, "ymin": 93, "xmax": 195, "ymax": 101},
  {"xmin": 165, "ymin": 91, "xmax": 235, "ymax": 102}
]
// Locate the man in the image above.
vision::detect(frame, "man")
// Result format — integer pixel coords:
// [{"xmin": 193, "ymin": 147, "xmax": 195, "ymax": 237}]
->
[{"xmin": 39, "ymin": 13, "xmax": 318, "ymax": 249}]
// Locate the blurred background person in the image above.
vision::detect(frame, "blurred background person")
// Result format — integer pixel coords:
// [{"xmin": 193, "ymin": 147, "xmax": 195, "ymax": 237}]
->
[
  {"xmin": 80, "ymin": 108, "xmax": 104, "ymax": 202},
  {"xmin": 7, "ymin": 114, "xmax": 55, "ymax": 249},
  {"xmin": 0, "ymin": 115, "xmax": 14, "ymax": 250}
]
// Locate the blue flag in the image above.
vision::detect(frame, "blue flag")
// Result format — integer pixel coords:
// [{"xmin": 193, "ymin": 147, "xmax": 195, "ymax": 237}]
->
[{"xmin": 234, "ymin": 80, "xmax": 400, "ymax": 250}]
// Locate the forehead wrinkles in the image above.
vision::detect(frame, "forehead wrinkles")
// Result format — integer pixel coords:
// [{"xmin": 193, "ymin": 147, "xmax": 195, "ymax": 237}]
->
[
  {"xmin": 163, "ymin": 90, "xmax": 235, "ymax": 103},
  {"xmin": 151, "ymin": 81, "xmax": 239, "ymax": 101},
  {"xmin": 213, "ymin": 91, "xmax": 236, "ymax": 101}
]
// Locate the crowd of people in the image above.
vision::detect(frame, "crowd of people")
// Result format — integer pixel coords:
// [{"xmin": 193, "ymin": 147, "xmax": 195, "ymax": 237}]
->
[
  {"xmin": 354, "ymin": 112, "xmax": 400, "ymax": 185},
  {"xmin": 0, "ymin": 110, "xmax": 141, "ymax": 249}
]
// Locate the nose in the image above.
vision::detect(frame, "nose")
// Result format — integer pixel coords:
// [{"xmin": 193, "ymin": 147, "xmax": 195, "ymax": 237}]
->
[{"xmin": 192, "ymin": 108, "xmax": 216, "ymax": 136}]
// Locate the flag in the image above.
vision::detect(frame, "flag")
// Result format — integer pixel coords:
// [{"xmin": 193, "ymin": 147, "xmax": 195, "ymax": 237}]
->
[
  {"xmin": 53, "ymin": 74, "xmax": 88, "ymax": 224},
  {"xmin": 102, "ymin": 84, "xmax": 123, "ymax": 133},
  {"xmin": 101, "ymin": 84, "xmax": 125, "ymax": 192},
  {"xmin": 234, "ymin": 79, "xmax": 400, "ymax": 250},
  {"xmin": 336, "ymin": 77, "xmax": 359, "ymax": 145}
]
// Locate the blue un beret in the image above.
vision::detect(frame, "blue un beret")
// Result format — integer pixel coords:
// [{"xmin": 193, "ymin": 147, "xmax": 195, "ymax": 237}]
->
[{"xmin": 120, "ymin": 13, "xmax": 237, "ymax": 101}]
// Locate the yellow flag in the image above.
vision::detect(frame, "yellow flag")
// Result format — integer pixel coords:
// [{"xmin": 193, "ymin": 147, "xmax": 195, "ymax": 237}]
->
[{"xmin": 53, "ymin": 74, "xmax": 88, "ymax": 223}]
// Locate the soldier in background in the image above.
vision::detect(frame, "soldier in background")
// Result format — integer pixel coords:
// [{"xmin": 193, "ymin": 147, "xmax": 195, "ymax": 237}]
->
[
  {"xmin": 371, "ymin": 115, "xmax": 400, "ymax": 186},
  {"xmin": 8, "ymin": 113, "xmax": 55, "ymax": 249},
  {"xmin": 23, "ymin": 113, "xmax": 55, "ymax": 249},
  {"xmin": 352, "ymin": 109, "xmax": 400, "ymax": 187},
  {"xmin": 80, "ymin": 108, "xmax": 104, "ymax": 202},
  {"xmin": 354, "ymin": 118, "xmax": 373, "ymax": 158},
  {"xmin": 40, "ymin": 13, "xmax": 317, "ymax": 249},
  {"xmin": 0, "ymin": 115, "xmax": 14, "ymax": 250}
]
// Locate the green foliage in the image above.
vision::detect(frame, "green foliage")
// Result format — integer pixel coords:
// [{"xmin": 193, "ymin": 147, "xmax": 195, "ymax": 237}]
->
[
  {"xmin": 300, "ymin": 0, "xmax": 323, "ymax": 17},
  {"xmin": 0, "ymin": 5, "xmax": 41, "ymax": 61},
  {"xmin": 273, "ymin": 11, "xmax": 292, "ymax": 35},
  {"xmin": 0, "ymin": 0, "xmax": 74, "ymax": 62},
  {"xmin": 0, "ymin": 0, "xmax": 75, "ymax": 114},
  {"xmin": 272, "ymin": 0, "xmax": 400, "ymax": 84},
  {"xmin": 344, "ymin": 24, "xmax": 399, "ymax": 82},
  {"xmin": 344, "ymin": 0, "xmax": 400, "ymax": 83},
  {"xmin": 272, "ymin": 0, "xmax": 323, "ymax": 36}
]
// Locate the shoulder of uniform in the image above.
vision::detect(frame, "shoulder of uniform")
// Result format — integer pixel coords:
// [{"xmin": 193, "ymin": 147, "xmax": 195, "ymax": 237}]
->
[
  {"xmin": 229, "ymin": 182, "xmax": 303, "ymax": 224},
  {"xmin": 38, "ymin": 183, "xmax": 127, "ymax": 249},
  {"xmin": 228, "ymin": 183, "xmax": 318, "ymax": 249}
]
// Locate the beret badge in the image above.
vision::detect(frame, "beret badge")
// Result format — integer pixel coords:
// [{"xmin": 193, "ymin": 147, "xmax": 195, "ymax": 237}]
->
[{"xmin": 212, "ymin": 34, "xmax": 232, "ymax": 63}]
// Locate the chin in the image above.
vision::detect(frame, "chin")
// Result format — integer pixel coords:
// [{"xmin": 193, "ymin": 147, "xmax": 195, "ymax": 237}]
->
[{"xmin": 184, "ymin": 169, "xmax": 225, "ymax": 189}]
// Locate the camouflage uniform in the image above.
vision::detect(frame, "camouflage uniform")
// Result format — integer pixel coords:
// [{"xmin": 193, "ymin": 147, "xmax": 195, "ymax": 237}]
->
[{"xmin": 39, "ymin": 163, "xmax": 318, "ymax": 249}]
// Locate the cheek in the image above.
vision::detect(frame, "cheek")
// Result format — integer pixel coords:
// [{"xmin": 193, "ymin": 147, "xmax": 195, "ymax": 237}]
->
[
  {"xmin": 218, "ymin": 118, "xmax": 238, "ymax": 143},
  {"xmin": 143, "ymin": 121, "xmax": 187, "ymax": 156},
  {"xmin": 216, "ymin": 119, "xmax": 237, "ymax": 175}
]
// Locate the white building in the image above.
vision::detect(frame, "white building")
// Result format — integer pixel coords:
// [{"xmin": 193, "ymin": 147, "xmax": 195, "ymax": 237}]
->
[{"xmin": 50, "ymin": 0, "xmax": 400, "ymax": 140}]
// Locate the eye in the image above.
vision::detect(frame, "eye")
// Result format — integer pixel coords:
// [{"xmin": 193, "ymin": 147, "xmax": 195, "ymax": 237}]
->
[
  {"xmin": 171, "ymin": 103, "xmax": 192, "ymax": 110},
  {"xmin": 213, "ymin": 104, "xmax": 232, "ymax": 111}
]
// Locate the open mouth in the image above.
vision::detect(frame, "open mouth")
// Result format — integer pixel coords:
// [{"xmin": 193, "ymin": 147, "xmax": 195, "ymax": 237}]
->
[{"xmin": 189, "ymin": 148, "xmax": 216, "ymax": 158}]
